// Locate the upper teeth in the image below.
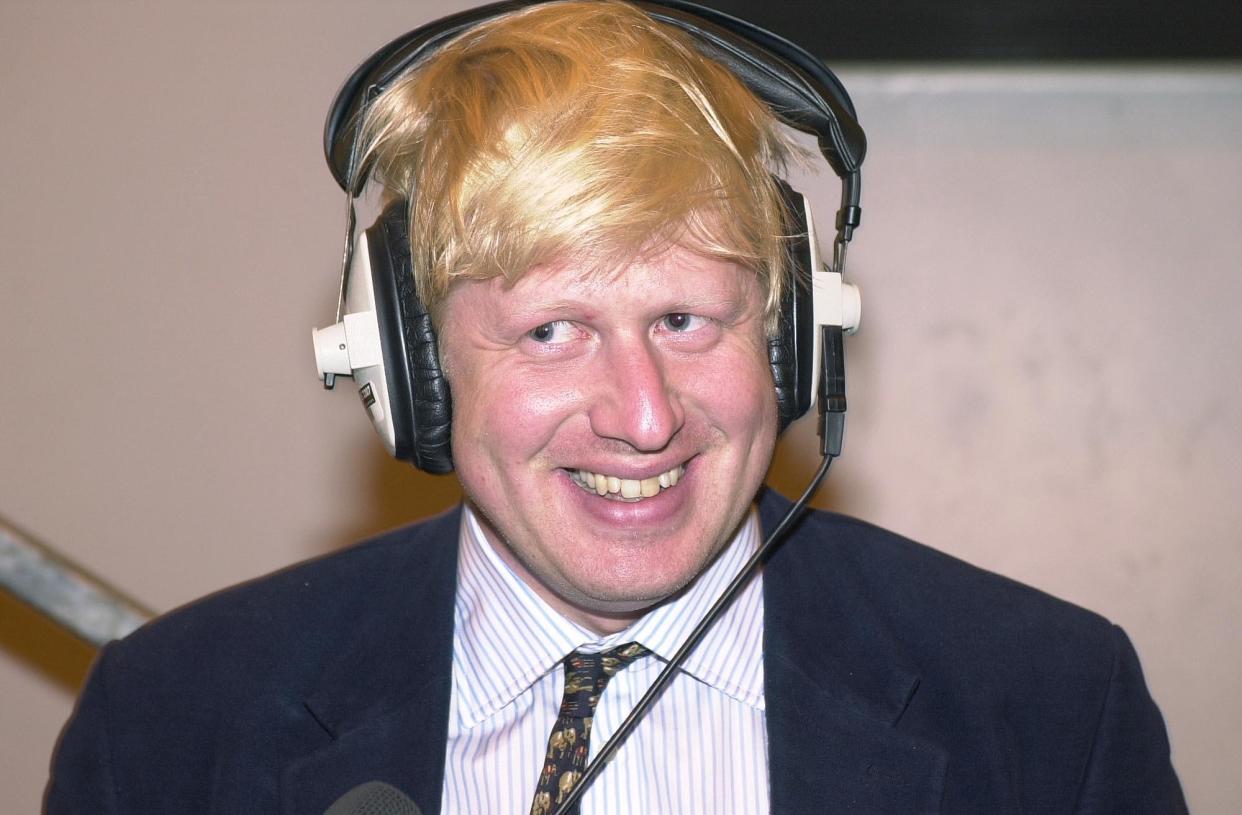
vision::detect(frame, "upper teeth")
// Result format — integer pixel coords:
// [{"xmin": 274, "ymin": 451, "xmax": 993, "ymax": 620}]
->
[{"xmin": 569, "ymin": 465, "xmax": 684, "ymax": 500}]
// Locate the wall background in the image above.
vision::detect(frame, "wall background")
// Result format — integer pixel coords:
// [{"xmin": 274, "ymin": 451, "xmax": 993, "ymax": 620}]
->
[{"xmin": 2, "ymin": 1, "xmax": 1239, "ymax": 811}]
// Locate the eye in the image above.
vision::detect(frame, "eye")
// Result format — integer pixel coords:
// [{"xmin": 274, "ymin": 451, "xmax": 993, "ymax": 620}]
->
[
  {"xmin": 527, "ymin": 320, "xmax": 575, "ymax": 344},
  {"xmin": 661, "ymin": 312, "xmax": 704, "ymax": 332}
]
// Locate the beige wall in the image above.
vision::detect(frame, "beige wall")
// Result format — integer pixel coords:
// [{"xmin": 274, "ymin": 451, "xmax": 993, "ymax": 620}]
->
[{"xmin": 2, "ymin": 1, "xmax": 1239, "ymax": 811}]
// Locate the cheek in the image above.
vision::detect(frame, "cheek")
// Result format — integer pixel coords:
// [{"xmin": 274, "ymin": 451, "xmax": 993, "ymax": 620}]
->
[
  {"xmin": 680, "ymin": 348, "xmax": 778, "ymax": 432},
  {"xmin": 451, "ymin": 363, "xmax": 583, "ymax": 463}
]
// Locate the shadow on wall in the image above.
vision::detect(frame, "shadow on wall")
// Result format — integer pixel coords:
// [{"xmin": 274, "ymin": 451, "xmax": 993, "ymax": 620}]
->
[
  {"xmin": 312, "ymin": 447, "xmax": 465, "ymax": 559},
  {"xmin": 769, "ymin": 414, "xmax": 863, "ymax": 514},
  {"xmin": 0, "ymin": 590, "xmax": 96, "ymax": 694}
]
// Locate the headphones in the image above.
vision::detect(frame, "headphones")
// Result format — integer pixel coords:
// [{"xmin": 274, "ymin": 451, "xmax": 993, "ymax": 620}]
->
[{"xmin": 312, "ymin": 0, "xmax": 865, "ymax": 474}]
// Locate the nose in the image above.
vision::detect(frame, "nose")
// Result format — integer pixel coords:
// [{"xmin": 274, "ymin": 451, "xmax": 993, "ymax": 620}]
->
[{"xmin": 587, "ymin": 336, "xmax": 684, "ymax": 452}]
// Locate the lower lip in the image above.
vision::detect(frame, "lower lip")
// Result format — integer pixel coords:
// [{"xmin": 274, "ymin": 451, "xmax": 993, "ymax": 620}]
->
[{"xmin": 560, "ymin": 466, "xmax": 693, "ymax": 530}]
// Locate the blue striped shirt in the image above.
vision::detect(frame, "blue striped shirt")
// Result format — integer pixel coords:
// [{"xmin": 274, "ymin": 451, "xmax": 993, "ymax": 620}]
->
[{"xmin": 441, "ymin": 505, "xmax": 769, "ymax": 814}]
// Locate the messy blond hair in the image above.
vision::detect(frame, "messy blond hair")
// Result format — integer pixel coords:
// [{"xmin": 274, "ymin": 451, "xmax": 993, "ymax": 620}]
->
[{"xmin": 359, "ymin": 0, "xmax": 793, "ymax": 328}]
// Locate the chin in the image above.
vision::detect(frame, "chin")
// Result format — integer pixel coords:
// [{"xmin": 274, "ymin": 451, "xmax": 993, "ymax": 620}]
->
[{"xmin": 557, "ymin": 534, "xmax": 721, "ymax": 606}]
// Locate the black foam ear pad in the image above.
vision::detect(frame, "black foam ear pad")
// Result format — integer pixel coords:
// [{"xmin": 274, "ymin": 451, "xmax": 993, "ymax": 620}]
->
[
  {"xmin": 366, "ymin": 203, "xmax": 454, "ymax": 473},
  {"xmin": 770, "ymin": 181, "xmax": 815, "ymax": 433}
]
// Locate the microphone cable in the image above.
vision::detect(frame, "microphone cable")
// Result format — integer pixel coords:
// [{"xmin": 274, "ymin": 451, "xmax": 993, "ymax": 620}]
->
[
  {"xmin": 555, "ymin": 318, "xmax": 847, "ymax": 814},
  {"xmin": 552, "ymin": 450, "xmax": 836, "ymax": 815}
]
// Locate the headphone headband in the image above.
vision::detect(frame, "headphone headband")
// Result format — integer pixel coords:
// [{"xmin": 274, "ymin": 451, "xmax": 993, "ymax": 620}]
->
[{"xmin": 323, "ymin": 0, "xmax": 865, "ymax": 217}]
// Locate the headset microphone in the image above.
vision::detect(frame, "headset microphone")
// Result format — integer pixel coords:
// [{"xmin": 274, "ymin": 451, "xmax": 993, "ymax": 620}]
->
[{"xmin": 555, "ymin": 162, "xmax": 860, "ymax": 815}]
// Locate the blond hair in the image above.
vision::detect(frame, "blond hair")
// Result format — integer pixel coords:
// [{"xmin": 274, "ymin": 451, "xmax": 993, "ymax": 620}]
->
[{"xmin": 359, "ymin": 0, "xmax": 794, "ymax": 328}]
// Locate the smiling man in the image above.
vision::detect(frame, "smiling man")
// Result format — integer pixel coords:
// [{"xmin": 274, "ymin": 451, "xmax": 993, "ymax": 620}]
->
[
  {"xmin": 443, "ymin": 248, "xmax": 777, "ymax": 632},
  {"xmin": 48, "ymin": 2, "xmax": 1186, "ymax": 813}
]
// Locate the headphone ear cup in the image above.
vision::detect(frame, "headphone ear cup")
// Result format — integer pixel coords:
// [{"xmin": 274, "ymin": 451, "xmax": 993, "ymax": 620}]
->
[
  {"xmin": 770, "ymin": 181, "xmax": 815, "ymax": 433},
  {"xmin": 769, "ymin": 315, "xmax": 798, "ymax": 433},
  {"xmin": 369, "ymin": 204, "xmax": 454, "ymax": 473}
]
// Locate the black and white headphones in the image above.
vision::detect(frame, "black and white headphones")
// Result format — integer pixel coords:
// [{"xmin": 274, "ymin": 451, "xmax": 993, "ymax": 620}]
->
[{"xmin": 312, "ymin": 0, "xmax": 865, "ymax": 474}]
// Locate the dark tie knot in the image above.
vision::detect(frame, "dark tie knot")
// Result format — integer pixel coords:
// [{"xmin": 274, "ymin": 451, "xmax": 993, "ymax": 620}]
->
[{"xmin": 559, "ymin": 642, "xmax": 649, "ymax": 718}]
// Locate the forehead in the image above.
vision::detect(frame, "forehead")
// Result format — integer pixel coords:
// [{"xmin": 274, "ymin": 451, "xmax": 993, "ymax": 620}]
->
[{"xmin": 491, "ymin": 244, "xmax": 763, "ymax": 310}]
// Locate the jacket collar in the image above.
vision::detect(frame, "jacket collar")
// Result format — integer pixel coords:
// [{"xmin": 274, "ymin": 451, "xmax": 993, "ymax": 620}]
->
[
  {"xmin": 759, "ymin": 489, "xmax": 946, "ymax": 813},
  {"xmin": 280, "ymin": 506, "xmax": 462, "ymax": 815}
]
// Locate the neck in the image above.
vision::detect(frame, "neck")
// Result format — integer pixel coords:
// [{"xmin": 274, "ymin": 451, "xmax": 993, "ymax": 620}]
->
[{"xmin": 467, "ymin": 503, "xmax": 660, "ymax": 636}]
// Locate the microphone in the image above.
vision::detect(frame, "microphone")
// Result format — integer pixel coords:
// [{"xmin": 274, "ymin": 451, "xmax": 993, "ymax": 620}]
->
[
  {"xmin": 324, "ymin": 782, "xmax": 422, "ymax": 815},
  {"xmin": 553, "ymin": 239, "xmax": 847, "ymax": 812}
]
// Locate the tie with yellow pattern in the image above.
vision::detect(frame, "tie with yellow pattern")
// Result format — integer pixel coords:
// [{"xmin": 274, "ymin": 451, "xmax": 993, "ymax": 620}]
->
[{"xmin": 528, "ymin": 642, "xmax": 650, "ymax": 815}]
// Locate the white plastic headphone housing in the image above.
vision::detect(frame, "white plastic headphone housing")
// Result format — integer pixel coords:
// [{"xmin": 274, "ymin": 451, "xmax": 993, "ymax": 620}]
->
[
  {"xmin": 311, "ymin": 230, "xmax": 399, "ymax": 456},
  {"xmin": 802, "ymin": 194, "xmax": 861, "ymax": 407}
]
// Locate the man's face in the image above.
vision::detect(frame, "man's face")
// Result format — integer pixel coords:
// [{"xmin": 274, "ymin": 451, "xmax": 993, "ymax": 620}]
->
[{"xmin": 439, "ymin": 245, "xmax": 778, "ymax": 632}]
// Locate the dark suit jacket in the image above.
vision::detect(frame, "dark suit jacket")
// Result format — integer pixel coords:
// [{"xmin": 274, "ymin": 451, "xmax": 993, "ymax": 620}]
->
[{"xmin": 47, "ymin": 491, "xmax": 1186, "ymax": 813}]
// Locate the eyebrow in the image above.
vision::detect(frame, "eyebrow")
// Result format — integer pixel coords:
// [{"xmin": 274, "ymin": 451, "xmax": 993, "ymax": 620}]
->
[
  {"xmin": 499, "ymin": 263, "xmax": 758, "ymax": 321},
  {"xmin": 503, "ymin": 299, "xmax": 599, "ymax": 322}
]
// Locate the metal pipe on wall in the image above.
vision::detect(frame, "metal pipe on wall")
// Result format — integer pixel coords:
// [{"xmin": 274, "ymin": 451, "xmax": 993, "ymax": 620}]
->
[{"xmin": 0, "ymin": 517, "xmax": 153, "ymax": 648}]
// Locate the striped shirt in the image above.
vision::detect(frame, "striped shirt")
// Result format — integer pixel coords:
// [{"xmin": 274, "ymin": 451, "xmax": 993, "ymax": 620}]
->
[{"xmin": 440, "ymin": 505, "xmax": 769, "ymax": 815}]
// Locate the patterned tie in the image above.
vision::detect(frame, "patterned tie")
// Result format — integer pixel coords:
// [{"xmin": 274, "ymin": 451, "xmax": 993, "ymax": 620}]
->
[{"xmin": 528, "ymin": 642, "xmax": 650, "ymax": 815}]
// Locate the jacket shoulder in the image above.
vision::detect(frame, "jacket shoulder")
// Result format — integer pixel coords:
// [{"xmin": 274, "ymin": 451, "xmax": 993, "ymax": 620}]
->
[
  {"xmin": 113, "ymin": 506, "xmax": 460, "ymax": 676},
  {"xmin": 775, "ymin": 501, "xmax": 1117, "ymax": 653},
  {"xmin": 47, "ymin": 508, "xmax": 462, "ymax": 812},
  {"xmin": 762, "ymin": 495, "xmax": 1184, "ymax": 811}
]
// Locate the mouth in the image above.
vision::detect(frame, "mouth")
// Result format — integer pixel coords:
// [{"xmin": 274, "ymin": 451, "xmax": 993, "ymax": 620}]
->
[{"xmin": 566, "ymin": 463, "xmax": 686, "ymax": 503}]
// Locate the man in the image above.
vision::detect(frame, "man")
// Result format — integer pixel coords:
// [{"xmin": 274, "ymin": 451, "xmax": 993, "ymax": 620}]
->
[{"xmin": 48, "ymin": 1, "xmax": 1186, "ymax": 812}]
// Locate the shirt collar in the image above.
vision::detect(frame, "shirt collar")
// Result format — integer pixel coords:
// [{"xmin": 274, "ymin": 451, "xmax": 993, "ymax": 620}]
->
[
  {"xmin": 451, "ymin": 505, "xmax": 765, "ymax": 728},
  {"xmin": 621, "ymin": 508, "xmax": 765, "ymax": 709}
]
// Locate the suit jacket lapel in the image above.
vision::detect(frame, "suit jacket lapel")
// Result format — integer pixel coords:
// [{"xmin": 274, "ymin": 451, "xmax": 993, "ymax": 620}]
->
[
  {"xmin": 760, "ymin": 491, "xmax": 946, "ymax": 813},
  {"xmin": 280, "ymin": 507, "xmax": 462, "ymax": 815}
]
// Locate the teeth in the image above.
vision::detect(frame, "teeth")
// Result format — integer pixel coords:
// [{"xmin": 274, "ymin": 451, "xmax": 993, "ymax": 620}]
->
[{"xmin": 569, "ymin": 465, "xmax": 686, "ymax": 501}]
